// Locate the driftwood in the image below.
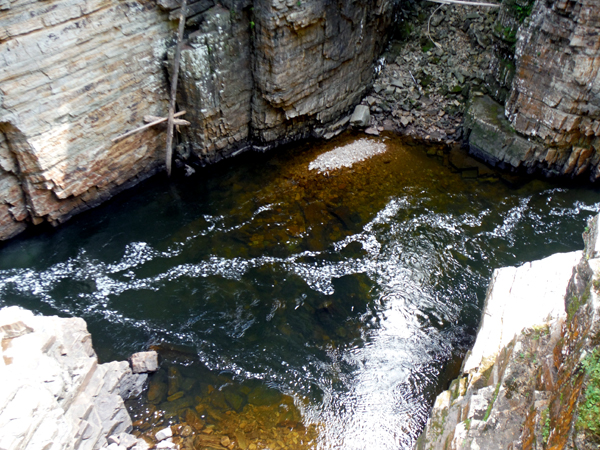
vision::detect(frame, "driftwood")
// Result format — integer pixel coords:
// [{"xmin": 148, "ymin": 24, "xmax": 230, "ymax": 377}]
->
[
  {"xmin": 144, "ymin": 115, "xmax": 190, "ymax": 126},
  {"xmin": 111, "ymin": 111, "xmax": 187, "ymax": 143},
  {"xmin": 426, "ymin": 0, "xmax": 500, "ymax": 6},
  {"xmin": 165, "ymin": 0, "xmax": 187, "ymax": 177}
]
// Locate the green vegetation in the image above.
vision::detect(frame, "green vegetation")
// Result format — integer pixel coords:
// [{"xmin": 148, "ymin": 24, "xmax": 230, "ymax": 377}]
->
[
  {"xmin": 421, "ymin": 39, "xmax": 435, "ymax": 53},
  {"xmin": 484, "ymin": 382, "xmax": 502, "ymax": 421},
  {"xmin": 464, "ymin": 418, "xmax": 472, "ymax": 431},
  {"xmin": 494, "ymin": 23, "xmax": 518, "ymax": 44},
  {"xmin": 524, "ymin": 324, "xmax": 550, "ymax": 341},
  {"xmin": 578, "ymin": 347, "xmax": 600, "ymax": 438},
  {"xmin": 541, "ymin": 408, "xmax": 551, "ymax": 442},
  {"xmin": 510, "ymin": 0, "xmax": 535, "ymax": 23},
  {"xmin": 567, "ymin": 283, "xmax": 590, "ymax": 320}
]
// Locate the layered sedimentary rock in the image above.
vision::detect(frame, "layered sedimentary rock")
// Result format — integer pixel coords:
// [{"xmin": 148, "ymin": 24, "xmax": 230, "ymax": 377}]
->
[
  {"xmin": 250, "ymin": 0, "xmax": 396, "ymax": 147},
  {"xmin": 0, "ymin": 0, "xmax": 172, "ymax": 240},
  {"xmin": 506, "ymin": 0, "xmax": 600, "ymax": 178},
  {"xmin": 415, "ymin": 215, "xmax": 600, "ymax": 450},
  {"xmin": 469, "ymin": 0, "xmax": 600, "ymax": 179},
  {"xmin": 0, "ymin": 306, "xmax": 152, "ymax": 450},
  {"xmin": 173, "ymin": 1, "xmax": 254, "ymax": 163},
  {"xmin": 173, "ymin": 0, "xmax": 399, "ymax": 164}
]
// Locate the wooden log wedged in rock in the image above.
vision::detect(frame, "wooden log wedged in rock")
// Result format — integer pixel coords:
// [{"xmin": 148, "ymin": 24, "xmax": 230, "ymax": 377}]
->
[
  {"xmin": 144, "ymin": 115, "xmax": 190, "ymax": 126},
  {"xmin": 425, "ymin": 0, "xmax": 500, "ymax": 6},
  {"xmin": 111, "ymin": 111, "xmax": 186, "ymax": 143},
  {"xmin": 158, "ymin": 0, "xmax": 205, "ymax": 11},
  {"xmin": 165, "ymin": 0, "xmax": 187, "ymax": 177}
]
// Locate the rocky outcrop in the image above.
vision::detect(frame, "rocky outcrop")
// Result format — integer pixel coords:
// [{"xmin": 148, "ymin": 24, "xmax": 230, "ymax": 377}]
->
[
  {"xmin": 173, "ymin": 1, "xmax": 254, "ymax": 163},
  {"xmin": 250, "ymin": 0, "xmax": 396, "ymax": 146},
  {"xmin": 465, "ymin": 95, "xmax": 543, "ymax": 170},
  {"xmin": 0, "ymin": 0, "xmax": 172, "ymax": 240},
  {"xmin": 0, "ymin": 306, "xmax": 154, "ymax": 450},
  {"xmin": 415, "ymin": 215, "xmax": 600, "ymax": 450},
  {"xmin": 466, "ymin": 0, "xmax": 600, "ymax": 179},
  {"xmin": 173, "ymin": 0, "xmax": 400, "ymax": 164}
]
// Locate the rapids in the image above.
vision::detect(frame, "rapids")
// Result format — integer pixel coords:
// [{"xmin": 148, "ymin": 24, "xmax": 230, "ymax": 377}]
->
[{"xmin": 0, "ymin": 132, "xmax": 598, "ymax": 449}]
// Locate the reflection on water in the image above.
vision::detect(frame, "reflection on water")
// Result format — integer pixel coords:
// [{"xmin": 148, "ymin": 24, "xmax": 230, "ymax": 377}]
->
[{"xmin": 0, "ymin": 132, "xmax": 599, "ymax": 449}]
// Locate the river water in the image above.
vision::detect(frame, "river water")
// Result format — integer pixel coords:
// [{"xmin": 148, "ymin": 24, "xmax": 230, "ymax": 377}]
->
[{"xmin": 1, "ymin": 132, "xmax": 599, "ymax": 449}]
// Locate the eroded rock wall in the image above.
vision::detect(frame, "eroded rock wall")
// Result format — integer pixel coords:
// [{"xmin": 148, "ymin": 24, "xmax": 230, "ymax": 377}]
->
[
  {"xmin": 0, "ymin": 0, "xmax": 400, "ymax": 239},
  {"xmin": 502, "ymin": 0, "xmax": 600, "ymax": 178},
  {"xmin": 174, "ymin": 1, "xmax": 254, "ymax": 163},
  {"xmin": 0, "ymin": 0, "xmax": 172, "ymax": 240},
  {"xmin": 173, "ymin": 0, "xmax": 399, "ymax": 165},
  {"xmin": 250, "ymin": 0, "xmax": 397, "ymax": 147}
]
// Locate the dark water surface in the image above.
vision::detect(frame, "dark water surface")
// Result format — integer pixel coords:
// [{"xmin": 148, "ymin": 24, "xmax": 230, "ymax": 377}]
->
[{"xmin": 1, "ymin": 132, "xmax": 599, "ymax": 449}]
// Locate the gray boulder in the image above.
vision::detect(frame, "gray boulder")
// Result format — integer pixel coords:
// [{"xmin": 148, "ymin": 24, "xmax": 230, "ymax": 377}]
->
[{"xmin": 350, "ymin": 105, "xmax": 371, "ymax": 128}]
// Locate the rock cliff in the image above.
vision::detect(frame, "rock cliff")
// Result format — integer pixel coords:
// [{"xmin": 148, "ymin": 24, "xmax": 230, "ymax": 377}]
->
[
  {"xmin": 414, "ymin": 215, "xmax": 600, "ymax": 450},
  {"xmin": 0, "ymin": 306, "xmax": 154, "ymax": 450},
  {"xmin": 172, "ymin": 0, "xmax": 399, "ymax": 164},
  {"xmin": 0, "ymin": 0, "xmax": 172, "ymax": 241},
  {"xmin": 0, "ymin": 0, "xmax": 399, "ymax": 240},
  {"xmin": 466, "ymin": 0, "xmax": 600, "ymax": 179}
]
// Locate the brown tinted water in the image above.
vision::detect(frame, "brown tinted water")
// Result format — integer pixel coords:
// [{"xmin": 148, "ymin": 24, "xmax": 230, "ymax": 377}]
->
[{"xmin": 0, "ymin": 131, "xmax": 599, "ymax": 449}]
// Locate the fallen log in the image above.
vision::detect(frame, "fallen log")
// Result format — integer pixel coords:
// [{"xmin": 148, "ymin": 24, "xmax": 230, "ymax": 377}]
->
[
  {"xmin": 143, "ymin": 115, "xmax": 190, "ymax": 126},
  {"xmin": 111, "ymin": 111, "xmax": 186, "ymax": 143},
  {"xmin": 165, "ymin": 0, "xmax": 188, "ymax": 177},
  {"xmin": 426, "ymin": 0, "xmax": 500, "ymax": 6}
]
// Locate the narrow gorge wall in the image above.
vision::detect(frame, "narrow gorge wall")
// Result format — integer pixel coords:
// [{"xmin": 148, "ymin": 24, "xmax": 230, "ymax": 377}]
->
[
  {"xmin": 173, "ymin": 0, "xmax": 398, "ymax": 164},
  {"xmin": 506, "ymin": 0, "xmax": 600, "ymax": 178},
  {"xmin": 0, "ymin": 0, "xmax": 172, "ymax": 240},
  {"xmin": 467, "ymin": 0, "xmax": 600, "ymax": 179},
  {"xmin": 0, "ymin": 0, "xmax": 398, "ymax": 240},
  {"xmin": 415, "ymin": 216, "xmax": 600, "ymax": 450}
]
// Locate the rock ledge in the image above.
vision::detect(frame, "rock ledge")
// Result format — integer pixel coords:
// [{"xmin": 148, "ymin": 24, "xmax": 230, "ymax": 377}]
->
[{"xmin": 0, "ymin": 307, "xmax": 154, "ymax": 450}]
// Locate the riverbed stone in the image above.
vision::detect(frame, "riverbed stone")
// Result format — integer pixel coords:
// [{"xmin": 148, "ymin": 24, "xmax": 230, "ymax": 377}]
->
[
  {"xmin": 155, "ymin": 426, "xmax": 173, "ymax": 442},
  {"xmin": 130, "ymin": 351, "xmax": 159, "ymax": 374}
]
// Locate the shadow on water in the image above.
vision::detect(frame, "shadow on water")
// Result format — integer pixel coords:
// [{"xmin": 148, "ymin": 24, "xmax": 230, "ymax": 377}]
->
[{"xmin": 1, "ymin": 131, "xmax": 600, "ymax": 449}]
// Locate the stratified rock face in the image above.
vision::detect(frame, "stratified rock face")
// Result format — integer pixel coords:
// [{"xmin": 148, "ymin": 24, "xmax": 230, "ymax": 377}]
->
[
  {"xmin": 175, "ymin": 2, "xmax": 254, "ymax": 164},
  {"xmin": 0, "ymin": 306, "xmax": 148, "ymax": 450},
  {"xmin": 174, "ymin": 0, "xmax": 398, "ymax": 164},
  {"xmin": 0, "ymin": 0, "xmax": 399, "ymax": 238},
  {"xmin": 0, "ymin": 0, "xmax": 171, "ymax": 240},
  {"xmin": 504, "ymin": 0, "xmax": 600, "ymax": 178},
  {"xmin": 251, "ymin": 0, "xmax": 396, "ymax": 147}
]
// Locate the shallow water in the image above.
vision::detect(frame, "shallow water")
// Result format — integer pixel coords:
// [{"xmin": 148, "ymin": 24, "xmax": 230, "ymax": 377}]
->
[{"xmin": 1, "ymin": 132, "xmax": 599, "ymax": 449}]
